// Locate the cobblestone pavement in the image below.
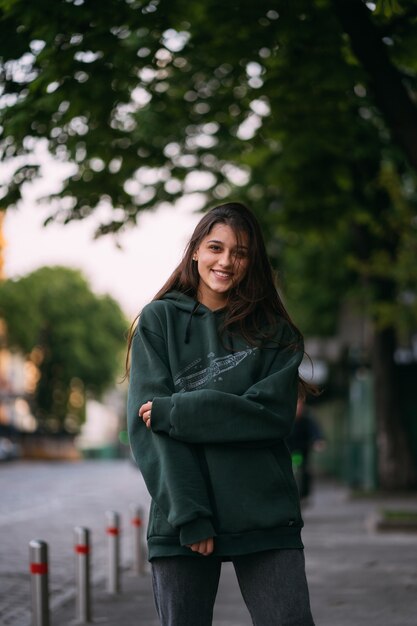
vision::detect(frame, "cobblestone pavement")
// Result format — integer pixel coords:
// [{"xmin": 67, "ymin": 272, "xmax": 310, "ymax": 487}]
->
[{"xmin": 0, "ymin": 459, "xmax": 149, "ymax": 626}]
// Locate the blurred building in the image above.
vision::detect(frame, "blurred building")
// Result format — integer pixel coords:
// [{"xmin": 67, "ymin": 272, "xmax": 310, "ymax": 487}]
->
[
  {"xmin": 0, "ymin": 325, "xmax": 37, "ymax": 432},
  {"xmin": 0, "ymin": 213, "xmax": 37, "ymax": 436},
  {"xmin": 303, "ymin": 300, "xmax": 417, "ymax": 491}
]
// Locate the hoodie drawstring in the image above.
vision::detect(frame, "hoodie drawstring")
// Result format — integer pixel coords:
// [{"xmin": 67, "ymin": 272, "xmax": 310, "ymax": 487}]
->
[{"xmin": 184, "ymin": 301, "xmax": 200, "ymax": 344}]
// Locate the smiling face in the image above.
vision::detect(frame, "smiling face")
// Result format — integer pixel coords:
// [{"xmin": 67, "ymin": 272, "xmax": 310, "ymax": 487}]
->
[{"xmin": 193, "ymin": 223, "xmax": 250, "ymax": 310}]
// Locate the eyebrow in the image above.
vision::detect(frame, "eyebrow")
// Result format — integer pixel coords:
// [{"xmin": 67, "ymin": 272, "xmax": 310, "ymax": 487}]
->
[{"xmin": 207, "ymin": 239, "xmax": 249, "ymax": 250}]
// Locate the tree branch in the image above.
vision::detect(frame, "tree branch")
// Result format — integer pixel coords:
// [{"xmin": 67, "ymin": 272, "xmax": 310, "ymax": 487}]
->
[{"xmin": 333, "ymin": 0, "xmax": 417, "ymax": 173}]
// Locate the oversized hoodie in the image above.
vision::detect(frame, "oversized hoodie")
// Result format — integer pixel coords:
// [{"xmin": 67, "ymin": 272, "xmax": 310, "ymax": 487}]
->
[{"xmin": 127, "ymin": 291, "xmax": 305, "ymax": 560}]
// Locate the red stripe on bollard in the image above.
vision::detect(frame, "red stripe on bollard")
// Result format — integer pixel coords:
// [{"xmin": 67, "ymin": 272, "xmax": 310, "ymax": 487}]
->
[
  {"xmin": 106, "ymin": 527, "xmax": 119, "ymax": 536},
  {"xmin": 30, "ymin": 562, "xmax": 48, "ymax": 575},
  {"xmin": 75, "ymin": 545, "xmax": 90, "ymax": 554},
  {"xmin": 131, "ymin": 517, "xmax": 142, "ymax": 527}
]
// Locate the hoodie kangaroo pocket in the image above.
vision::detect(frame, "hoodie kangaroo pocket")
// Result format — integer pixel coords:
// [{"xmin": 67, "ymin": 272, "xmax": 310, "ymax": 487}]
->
[{"xmin": 205, "ymin": 446, "xmax": 300, "ymax": 533}]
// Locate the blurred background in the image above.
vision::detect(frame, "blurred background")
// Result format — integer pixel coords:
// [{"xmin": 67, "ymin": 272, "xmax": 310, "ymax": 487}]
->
[{"xmin": 1, "ymin": 0, "xmax": 417, "ymax": 492}]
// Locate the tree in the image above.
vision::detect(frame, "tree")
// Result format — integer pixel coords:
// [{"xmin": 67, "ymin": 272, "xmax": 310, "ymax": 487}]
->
[
  {"xmin": 0, "ymin": 267, "xmax": 127, "ymax": 432},
  {"xmin": 1, "ymin": 0, "xmax": 417, "ymax": 486}
]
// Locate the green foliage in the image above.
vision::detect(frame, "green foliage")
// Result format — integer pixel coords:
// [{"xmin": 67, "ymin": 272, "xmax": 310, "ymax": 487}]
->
[
  {"xmin": 0, "ymin": 266, "xmax": 127, "ymax": 431},
  {"xmin": 278, "ymin": 228, "xmax": 354, "ymax": 336},
  {"xmin": 1, "ymin": 0, "xmax": 417, "ymax": 339},
  {"xmin": 374, "ymin": 0, "xmax": 403, "ymax": 18}
]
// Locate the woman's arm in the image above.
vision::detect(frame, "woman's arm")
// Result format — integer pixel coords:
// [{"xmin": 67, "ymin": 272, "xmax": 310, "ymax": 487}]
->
[{"xmin": 128, "ymin": 319, "xmax": 215, "ymax": 547}]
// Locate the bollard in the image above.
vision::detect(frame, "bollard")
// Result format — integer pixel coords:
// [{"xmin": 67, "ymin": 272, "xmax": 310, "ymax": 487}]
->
[
  {"xmin": 74, "ymin": 526, "xmax": 92, "ymax": 623},
  {"xmin": 29, "ymin": 539, "xmax": 50, "ymax": 626},
  {"xmin": 130, "ymin": 505, "xmax": 145, "ymax": 575},
  {"xmin": 106, "ymin": 511, "xmax": 120, "ymax": 594}
]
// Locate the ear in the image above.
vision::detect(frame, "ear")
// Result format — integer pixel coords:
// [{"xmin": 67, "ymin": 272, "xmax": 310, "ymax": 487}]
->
[{"xmin": 192, "ymin": 252, "xmax": 198, "ymax": 261}]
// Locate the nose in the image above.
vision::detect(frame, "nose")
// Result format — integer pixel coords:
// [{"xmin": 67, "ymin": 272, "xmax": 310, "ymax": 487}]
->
[{"xmin": 218, "ymin": 250, "xmax": 232, "ymax": 267}]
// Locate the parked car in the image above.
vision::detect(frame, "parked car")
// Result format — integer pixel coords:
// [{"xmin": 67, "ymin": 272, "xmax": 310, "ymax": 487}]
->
[{"xmin": 0, "ymin": 437, "xmax": 21, "ymax": 461}]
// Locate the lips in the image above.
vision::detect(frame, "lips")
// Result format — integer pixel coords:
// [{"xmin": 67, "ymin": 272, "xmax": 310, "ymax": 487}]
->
[{"xmin": 212, "ymin": 270, "xmax": 233, "ymax": 280}]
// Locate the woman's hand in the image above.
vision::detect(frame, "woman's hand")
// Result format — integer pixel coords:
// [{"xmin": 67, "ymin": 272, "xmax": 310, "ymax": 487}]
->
[
  {"xmin": 187, "ymin": 537, "xmax": 214, "ymax": 556},
  {"xmin": 139, "ymin": 401, "xmax": 153, "ymax": 429}
]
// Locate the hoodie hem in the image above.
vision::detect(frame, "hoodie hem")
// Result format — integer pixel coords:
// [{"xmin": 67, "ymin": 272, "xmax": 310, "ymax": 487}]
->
[{"xmin": 148, "ymin": 527, "xmax": 303, "ymax": 561}]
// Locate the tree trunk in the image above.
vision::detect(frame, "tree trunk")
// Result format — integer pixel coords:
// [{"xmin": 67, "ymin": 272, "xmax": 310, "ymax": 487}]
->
[
  {"xmin": 350, "ymin": 208, "xmax": 417, "ymax": 490},
  {"xmin": 334, "ymin": 0, "xmax": 417, "ymax": 174},
  {"xmin": 372, "ymin": 325, "xmax": 417, "ymax": 489}
]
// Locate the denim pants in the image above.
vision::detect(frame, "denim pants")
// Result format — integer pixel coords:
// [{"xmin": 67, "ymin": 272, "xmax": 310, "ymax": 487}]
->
[{"xmin": 151, "ymin": 549, "xmax": 315, "ymax": 626}]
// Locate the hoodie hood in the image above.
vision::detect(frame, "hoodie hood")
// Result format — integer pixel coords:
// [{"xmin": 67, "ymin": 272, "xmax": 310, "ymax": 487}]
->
[
  {"xmin": 162, "ymin": 291, "xmax": 224, "ymax": 343},
  {"xmin": 162, "ymin": 291, "xmax": 207, "ymax": 314}
]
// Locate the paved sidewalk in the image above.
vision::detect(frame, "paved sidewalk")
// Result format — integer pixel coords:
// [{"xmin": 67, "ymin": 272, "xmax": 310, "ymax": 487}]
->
[
  {"xmin": 52, "ymin": 480, "xmax": 417, "ymax": 626},
  {"xmin": 304, "ymin": 482, "xmax": 417, "ymax": 626}
]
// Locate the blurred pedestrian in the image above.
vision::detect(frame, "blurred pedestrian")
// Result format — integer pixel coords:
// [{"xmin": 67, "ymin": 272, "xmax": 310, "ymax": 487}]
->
[
  {"xmin": 287, "ymin": 398, "xmax": 326, "ymax": 500},
  {"xmin": 127, "ymin": 202, "xmax": 315, "ymax": 625}
]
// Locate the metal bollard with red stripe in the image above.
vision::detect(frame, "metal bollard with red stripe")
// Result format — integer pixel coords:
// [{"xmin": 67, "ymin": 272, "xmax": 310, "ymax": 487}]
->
[
  {"xmin": 74, "ymin": 526, "xmax": 92, "ymax": 623},
  {"xmin": 130, "ymin": 505, "xmax": 145, "ymax": 575},
  {"xmin": 29, "ymin": 539, "xmax": 50, "ymax": 626},
  {"xmin": 106, "ymin": 510, "xmax": 121, "ymax": 594}
]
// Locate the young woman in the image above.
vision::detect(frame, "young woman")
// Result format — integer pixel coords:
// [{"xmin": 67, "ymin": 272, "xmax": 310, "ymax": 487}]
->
[{"xmin": 127, "ymin": 202, "xmax": 315, "ymax": 625}]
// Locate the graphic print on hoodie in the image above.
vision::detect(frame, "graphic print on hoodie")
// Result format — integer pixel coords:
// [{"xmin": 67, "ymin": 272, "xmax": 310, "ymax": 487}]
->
[{"xmin": 174, "ymin": 348, "xmax": 257, "ymax": 392}]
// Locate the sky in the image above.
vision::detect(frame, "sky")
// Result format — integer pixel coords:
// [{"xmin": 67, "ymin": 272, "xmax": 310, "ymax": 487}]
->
[{"xmin": 3, "ymin": 166, "xmax": 204, "ymax": 320}]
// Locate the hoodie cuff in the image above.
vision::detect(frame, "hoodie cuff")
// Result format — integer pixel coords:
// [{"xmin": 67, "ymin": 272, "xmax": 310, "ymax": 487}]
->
[
  {"xmin": 151, "ymin": 396, "xmax": 173, "ymax": 434},
  {"xmin": 179, "ymin": 517, "xmax": 216, "ymax": 546}
]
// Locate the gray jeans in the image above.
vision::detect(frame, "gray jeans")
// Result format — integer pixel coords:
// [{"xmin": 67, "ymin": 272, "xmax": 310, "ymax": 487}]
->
[{"xmin": 151, "ymin": 549, "xmax": 315, "ymax": 626}]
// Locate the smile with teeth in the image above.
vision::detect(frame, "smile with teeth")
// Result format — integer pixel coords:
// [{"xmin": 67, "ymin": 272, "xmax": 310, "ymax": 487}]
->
[{"xmin": 212, "ymin": 269, "xmax": 233, "ymax": 280}]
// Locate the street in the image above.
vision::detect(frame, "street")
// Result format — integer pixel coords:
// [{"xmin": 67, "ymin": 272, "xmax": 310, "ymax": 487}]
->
[{"xmin": 0, "ymin": 459, "xmax": 150, "ymax": 626}]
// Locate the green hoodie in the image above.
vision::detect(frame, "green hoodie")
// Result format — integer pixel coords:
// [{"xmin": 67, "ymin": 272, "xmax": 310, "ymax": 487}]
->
[{"xmin": 127, "ymin": 291, "xmax": 304, "ymax": 560}]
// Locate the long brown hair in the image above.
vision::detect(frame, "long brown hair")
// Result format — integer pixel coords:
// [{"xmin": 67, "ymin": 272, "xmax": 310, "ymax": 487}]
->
[{"xmin": 126, "ymin": 202, "xmax": 318, "ymax": 396}]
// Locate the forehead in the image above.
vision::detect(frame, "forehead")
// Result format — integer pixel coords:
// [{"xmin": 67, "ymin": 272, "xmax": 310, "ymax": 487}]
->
[{"xmin": 203, "ymin": 223, "xmax": 249, "ymax": 247}]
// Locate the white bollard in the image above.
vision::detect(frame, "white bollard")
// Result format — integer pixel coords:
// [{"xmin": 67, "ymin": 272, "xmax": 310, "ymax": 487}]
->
[
  {"xmin": 74, "ymin": 526, "xmax": 92, "ymax": 623},
  {"xmin": 130, "ymin": 505, "xmax": 145, "ymax": 575},
  {"xmin": 29, "ymin": 539, "xmax": 50, "ymax": 626},
  {"xmin": 106, "ymin": 511, "xmax": 121, "ymax": 594}
]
